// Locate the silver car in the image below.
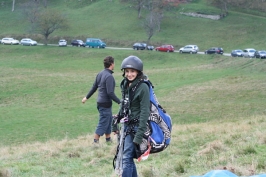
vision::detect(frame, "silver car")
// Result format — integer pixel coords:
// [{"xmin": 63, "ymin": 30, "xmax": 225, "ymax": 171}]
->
[
  {"xmin": 20, "ymin": 38, "xmax": 37, "ymax": 46},
  {"xmin": 231, "ymin": 49, "xmax": 243, "ymax": 57},
  {"xmin": 243, "ymin": 48, "xmax": 256, "ymax": 58},
  {"xmin": 254, "ymin": 50, "xmax": 266, "ymax": 59},
  {"xmin": 179, "ymin": 45, "xmax": 199, "ymax": 54}
]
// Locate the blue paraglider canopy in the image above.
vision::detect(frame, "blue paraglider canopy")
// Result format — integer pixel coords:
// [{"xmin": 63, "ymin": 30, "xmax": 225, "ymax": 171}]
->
[
  {"xmin": 191, "ymin": 170, "xmax": 266, "ymax": 177},
  {"xmin": 190, "ymin": 170, "xmax": 238, "ymax": 177}
]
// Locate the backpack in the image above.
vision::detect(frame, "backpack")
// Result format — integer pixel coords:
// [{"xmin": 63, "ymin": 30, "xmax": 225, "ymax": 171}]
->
[{"xmin": 132, "ymin": 79, "xmax": 172, "ymax": 158}]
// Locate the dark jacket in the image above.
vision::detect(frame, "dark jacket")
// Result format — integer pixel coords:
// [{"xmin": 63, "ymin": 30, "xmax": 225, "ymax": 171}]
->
[
  {"xmin": 116, "ymin": 78, "xmax": 150, "ymax": 144},
  {"xmin": 86, "ymin": 69, "xmax": 121, "ymax": 107}
]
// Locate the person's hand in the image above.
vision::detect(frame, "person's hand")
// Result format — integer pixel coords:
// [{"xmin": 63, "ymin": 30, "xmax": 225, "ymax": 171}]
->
[{"xmin": 82, "ymin": 97, "xmax": 87, "ymax": 103}]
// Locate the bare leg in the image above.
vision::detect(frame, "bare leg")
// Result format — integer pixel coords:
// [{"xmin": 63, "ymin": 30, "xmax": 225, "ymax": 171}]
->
[{"xmin": 94, "ymin": 133, "xmax": 100, "ymax": 142}]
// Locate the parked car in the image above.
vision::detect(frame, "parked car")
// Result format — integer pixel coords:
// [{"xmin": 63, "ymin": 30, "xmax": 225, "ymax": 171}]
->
[
  {"xmin": 231, "ymin": 49, "xmax": 243, "ymax": 57},
  {"xmin": 254, "ymin": 50, "xmax": 266, "ymax": 59},
  {"xmin": 133, "ymin": 42, "xmax": 146, "ymax": 50},
  {"xmin": 205, "ymin": 47, "xmax": 223, "ymax": 54},
  {"xmin": 71, "ymin": 39, "xmax": 85, "ymax": 47},
  {"xmin": 20, "ymin": 38, "xmax": 37, "ymax": 46},
  {"xmin": 1, "ymin": 37, "xmax": 20, "ymax": 45},
  {"xmin": 155, "ymin": 45, "xmax": 175, "ymax": 52},
  {"xmin": 243, "ymin": 48, "xmax": 256, "ymax": 58},
  {"xmin": 179, "ymin": 45, "xmax": 198, "ymax": 54},
  {"xmin": 85, "ymin": 38, "xmax": 106, "ymax": 48},
  {"xmin": 58, "ymin": 39, "xmax": 67, "ymax": 47},
  {"xmin": 147, "ymin": 45, "xmax": 154, "ymax": 50}
]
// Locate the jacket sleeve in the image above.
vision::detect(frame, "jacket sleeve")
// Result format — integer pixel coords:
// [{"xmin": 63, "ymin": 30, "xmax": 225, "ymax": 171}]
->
[
  {"xmin": 85, "ymin": 75, "xmax": 98, "ymax": 99},
  {"xmin": 133, "ymin": 83, "xmax": 150, "ymax": 144}
]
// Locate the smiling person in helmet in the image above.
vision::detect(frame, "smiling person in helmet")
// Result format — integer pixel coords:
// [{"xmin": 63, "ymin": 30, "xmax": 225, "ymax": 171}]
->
[{"xmin": 113, "ymin": 55, "xmax": 150, "ymax": 177}]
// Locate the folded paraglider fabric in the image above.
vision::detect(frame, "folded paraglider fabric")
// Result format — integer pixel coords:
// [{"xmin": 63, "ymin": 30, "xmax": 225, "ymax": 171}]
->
[
  {"xmin": 190, "ymin": 170, "xmax": 238, "ymax": 177},
  {"xmin": 190, "ymin": 170, "xmax": 266, "ymax": 177}
]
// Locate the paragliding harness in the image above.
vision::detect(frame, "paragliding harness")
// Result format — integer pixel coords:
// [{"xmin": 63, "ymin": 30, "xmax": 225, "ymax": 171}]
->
[{"xmin": 113, "ymin": 78, "xmax": 172, "ymax": 175}]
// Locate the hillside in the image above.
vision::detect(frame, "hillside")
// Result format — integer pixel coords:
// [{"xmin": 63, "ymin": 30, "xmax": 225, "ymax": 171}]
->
[{"xmin": 1, "ymin": 0, "xmax": 266, "ymax": 51}]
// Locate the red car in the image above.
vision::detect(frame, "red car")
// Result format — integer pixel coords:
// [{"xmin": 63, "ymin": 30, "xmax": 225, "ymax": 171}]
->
[{"xmin": 155, "ymin": 45, "xmax": 175, "ymax": 52}]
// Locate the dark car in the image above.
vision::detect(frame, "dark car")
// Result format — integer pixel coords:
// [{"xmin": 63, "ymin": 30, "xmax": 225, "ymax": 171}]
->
[
  {"xmin": 205, "ymin": 47, "xmax": 223, "ymax": 54},
  {"xmin": 155, "ymin": 45, "xmax": 175, "ymax": 52},
  {"xmin": 231, "ymin": 49, "xmax": 243, "ymax": 57},
  {"xmin": 133, "ymin": 43, "xmax": 146, "ymax": 50},
  {"xmin": 254, "ymin": 50, "xmax": 266, "ymax": 59},
  {"xmin": 71, "ymin": 40, "xmax": 85, "ymax": 47}
]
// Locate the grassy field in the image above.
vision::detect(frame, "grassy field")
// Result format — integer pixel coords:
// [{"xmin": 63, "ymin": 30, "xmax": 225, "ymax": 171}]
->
[{"xmin": 1, "ymin": 44, "xmax": 266, "ymax": 176}]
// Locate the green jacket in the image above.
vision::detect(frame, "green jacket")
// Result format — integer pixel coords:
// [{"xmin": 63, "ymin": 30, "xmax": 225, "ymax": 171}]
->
[{"xmin": 114, "ymin": 78, "xmax": 150, "ymax": 144}]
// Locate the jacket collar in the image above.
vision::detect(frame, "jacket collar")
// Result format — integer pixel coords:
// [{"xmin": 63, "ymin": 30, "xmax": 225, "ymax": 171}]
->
[{"xmin": 105, "ymin": 68, "xmax": 114, "ymax": 74}]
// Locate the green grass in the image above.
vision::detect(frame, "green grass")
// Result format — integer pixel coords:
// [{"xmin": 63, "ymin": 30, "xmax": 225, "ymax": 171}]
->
[
  {"xmin": 1, "ymin": 45, "xmax": 266, "ymax": 145},
  {"xmin": 1, "ymin": 45, "xmax": 266, "ymax": 176}
]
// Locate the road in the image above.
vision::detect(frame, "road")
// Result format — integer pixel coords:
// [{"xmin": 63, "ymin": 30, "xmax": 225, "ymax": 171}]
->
[
  {"xmin": 45, "ymin": 44, "xmax": 231, "ymax": 56},
  {"xmin": 106, "ymin": 46, "xmax": 231, "ymax": 56}
]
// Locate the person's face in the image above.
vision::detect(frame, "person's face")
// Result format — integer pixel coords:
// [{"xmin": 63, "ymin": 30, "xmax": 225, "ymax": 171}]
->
[
  {"xmin": 125, "ymin": 68, "xmax": 138, "ymax": 81},
  {"xmin": 109, "ymin": 62, "xmax": 114, "ymax": 70}
]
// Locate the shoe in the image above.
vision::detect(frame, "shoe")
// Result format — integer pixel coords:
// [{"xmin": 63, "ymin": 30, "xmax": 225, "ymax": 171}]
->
[
  {"xmin": 92, "ymin": 140, "xmax": 100, "ymax": 147},
  {"xmin": 106, "ymin": 138, "xmax": 113, "ymax": 144}
]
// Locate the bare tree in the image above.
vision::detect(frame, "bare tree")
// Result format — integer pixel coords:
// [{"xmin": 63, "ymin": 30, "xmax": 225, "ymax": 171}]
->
[
  {"xmin": 130, "ymin": 0, "xmax": 147, "ymax": 18},
  {"xmin": 20, "ymin": 1, "xmax": 41, "ymax": 25},
  {"xmin": 43, "ymin": 0, "xmax": 48, "ymax": 8},
  {"xmin": 146, "ymin": 0, "xmax": 165, "ymax": 31},
  {"xmin": 12, "ymin": 0, "xmax": 15, "ymax": 11},
  {"xmin": 207, "ymin": 0, "xmax": 229, "ymax": 16},
  {"xmin": 34, "ymin": 9, "xmax": 69, "ymax": 45},
  {"xmin": 142, "ymin": 11, "xmax": 160, "ymax": 45}
]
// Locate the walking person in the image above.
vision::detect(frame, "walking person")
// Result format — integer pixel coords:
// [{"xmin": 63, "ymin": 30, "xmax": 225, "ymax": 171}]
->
[
  {"xmin": 113, "ymin": 56, "xmax": 150, "ymax": 177},
  {"xmin": 82, "ymin": 56, "xmax": 121, "ymax": 143}
]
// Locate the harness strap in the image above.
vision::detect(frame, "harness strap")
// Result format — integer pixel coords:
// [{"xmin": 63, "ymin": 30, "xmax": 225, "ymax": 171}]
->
[
  {"xmin": 125, "ymin": 118, "xmax": 139, "ymax": 136},
  {"xmin": 129, "ymin": 79, "xmax": 143, "ymax": 104}
]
